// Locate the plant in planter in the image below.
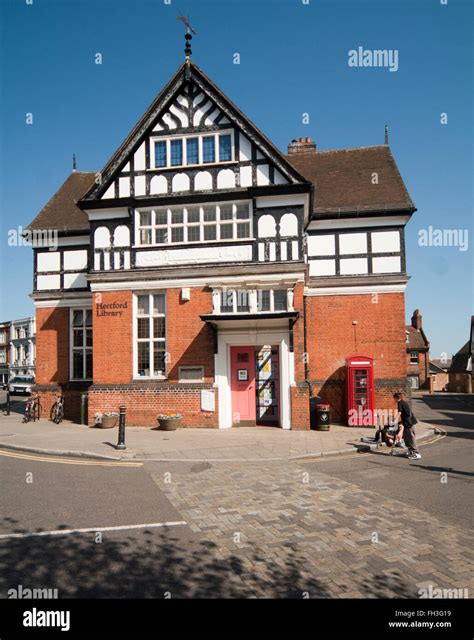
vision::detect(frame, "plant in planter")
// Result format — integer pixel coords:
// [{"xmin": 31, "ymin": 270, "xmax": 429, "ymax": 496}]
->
[
  {"xmin": 96, "ymin": 411, "xmax": 119, "ymax": 429},
  {"xmin": 157, "ymin": 413, "xmax": 182, "ymax": 431}
]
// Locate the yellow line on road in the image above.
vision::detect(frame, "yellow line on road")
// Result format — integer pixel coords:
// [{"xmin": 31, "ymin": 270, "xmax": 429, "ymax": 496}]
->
[{"xmin": 0, "ymin": 448, "xmax": 142, "ymax": 467}]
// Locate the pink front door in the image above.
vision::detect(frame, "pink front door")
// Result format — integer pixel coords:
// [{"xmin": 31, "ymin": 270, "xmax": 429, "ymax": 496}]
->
[{"xmin": 230, "ymin": 346, "xmax": 256, "ymax": 425}]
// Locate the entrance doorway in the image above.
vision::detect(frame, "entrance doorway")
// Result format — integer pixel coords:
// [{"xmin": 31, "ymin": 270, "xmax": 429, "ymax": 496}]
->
[{"xmin": 230, "ymin": 345, "xmax": 280, "ymax": 427}]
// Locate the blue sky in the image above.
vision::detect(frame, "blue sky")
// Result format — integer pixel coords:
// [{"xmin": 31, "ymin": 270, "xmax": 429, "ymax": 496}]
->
[{"xmin": 0, "ymin": 0, "xmax": 472, "ymax": 358}]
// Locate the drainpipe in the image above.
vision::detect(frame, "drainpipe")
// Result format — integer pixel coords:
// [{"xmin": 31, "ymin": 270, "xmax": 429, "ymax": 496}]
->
[{"xmin": 303, "ymin": 294, "xmax": 312, "ymax": 397}]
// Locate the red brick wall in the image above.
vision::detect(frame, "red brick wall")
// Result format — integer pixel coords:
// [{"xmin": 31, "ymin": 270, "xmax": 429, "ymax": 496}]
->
[
  {"xmin": 407, "ymin": 351, "xmax": 429, "ymax": 388},
  {"xmin": 34, "ymin": 306, "xmax": 90, "ymax": 423},
  {"xmin": 35, "ymin": 307, "xmax": 69, "ymax": 384},
  {"xmin": 305, "ymin": 292, "xmax": 407, "ymax": 423},
  {"xmin": 93, "ymin": 291, "xmax": 133, "ymax": 384},
  {"xmin": 88, "ymin": 287, "xmax": 216, "ymax": 426}
]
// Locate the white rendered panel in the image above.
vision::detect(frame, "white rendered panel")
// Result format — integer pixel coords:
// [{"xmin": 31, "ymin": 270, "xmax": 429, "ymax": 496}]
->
[
  {"xmin": 339, "ymin": 233, "xmax": 367, "ymax": 255},
  {"xmin": 372, "ymin": 256, "xmax": 401, "ymax": 273},
  {"xmin": 136, "ymin": 244, "xmax": 253, "ymax": 267},
  {"xmin": 340, "ymin": 258, "xmax": 368, "ymax": 275},
  {"xmin": 371, "ymin": 231, "xmax": 400, "ymax": 253},
  {"xmin": 134, "ymin": 175, "xmax": 146, "ymax": 196},
  {"xmin": 217, "ymin": 169, "xmax": 235, "ymax": 189},
  {"xmin": 134, "ymin": 143, "xmax": 146, "ymax": 171},
  {"xmin": 239, "ymin": 136, "xmax": 252, "ymax": 161},
  {"xmin": 119, "ymin": 177, "xmax": 130, "ymax": 198},
  {"xmin": 307, "ymin": 234, "xmax": 335, "ymax": 256},
  {"xmin": 64, "ymin": 272, "xmax": 87, "ymax": 289},
  {"xmin": 256, "ymin": 165, "xmax": 270, "ymax": 186},
  {"xmin": 102, "ymin": 183, "xmax": 115, "ymax": 199},
  {"xmin": 63, "ymin": 250, "xmax": 87, "ymax": 271},
  {"xmin": 309, "ymin": 260, "xmax": 336, "ymax": 276},
  {"xmin": 240, "ymin": 166, "xmax": 252, "ymax": 187},
  {"xmin": 37, "ymin": 252, "xmax": 60, "ymax": 272},
  {"xmin": 37, "ymin": 274, "xmax": 61, "ymax": 290}
]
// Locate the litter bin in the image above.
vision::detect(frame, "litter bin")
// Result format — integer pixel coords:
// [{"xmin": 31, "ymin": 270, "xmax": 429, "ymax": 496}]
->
[
  {"xmin": 312, "ymin": 401, "xmax": 330, "ymax": 431},
  {"xmin": 310, "ymin": 395, "xmax": 321, "ymax": 430}
]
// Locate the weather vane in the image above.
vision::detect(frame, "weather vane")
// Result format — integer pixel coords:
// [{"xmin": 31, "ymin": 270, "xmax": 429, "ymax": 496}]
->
[{"xmin": 177, "ymin": 14, "xmax": 196, "ymax": 59}]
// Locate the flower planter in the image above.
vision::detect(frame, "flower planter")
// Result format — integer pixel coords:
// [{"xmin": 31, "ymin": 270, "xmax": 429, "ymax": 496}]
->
[
  {"xmin": 100, "ymin": 414, "xmax": 118, "ymax": 429},
  {"xmin": 157, "ymin": 416, "xmax": 181, "ymax": 431}
]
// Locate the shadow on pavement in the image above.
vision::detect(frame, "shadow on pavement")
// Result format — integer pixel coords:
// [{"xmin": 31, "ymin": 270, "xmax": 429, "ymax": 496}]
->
[{"xmin": 0, "ymin": 517, "xmax": 420, "ymax": 599}]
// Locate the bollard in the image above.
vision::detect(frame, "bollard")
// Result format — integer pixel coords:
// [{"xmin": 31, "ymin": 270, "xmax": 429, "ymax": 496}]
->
[
  {"xmin": 116, "ymin": 405, "xmax": 127, "ymax": 450},
  {"xmin": 80, "ymin": 393, "xmax": 87, "ymax": 425},
  {"xmin": 5, "ymin": 387, "xmax": 10, "ymax": 416}
]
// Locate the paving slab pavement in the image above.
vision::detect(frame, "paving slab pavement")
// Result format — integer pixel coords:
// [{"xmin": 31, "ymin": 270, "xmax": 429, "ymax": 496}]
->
[{"xmin": 0, "ymin": 411, "xmax": 435, "ymax": 461}]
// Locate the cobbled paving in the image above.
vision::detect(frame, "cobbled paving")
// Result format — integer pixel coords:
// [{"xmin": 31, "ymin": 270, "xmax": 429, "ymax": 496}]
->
[{"xmin": 153, "ymin": 460, "xmax": 474, "ymax": 598}]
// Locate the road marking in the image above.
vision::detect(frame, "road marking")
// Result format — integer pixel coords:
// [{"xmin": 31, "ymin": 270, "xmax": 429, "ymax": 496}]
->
[
  {"xmin": 0, "ymin": 521, "xmax": 188, "ymax": 541},
  {"xmin": 0, "ymin": 448, "xmax": 142, "ymax": 467}
]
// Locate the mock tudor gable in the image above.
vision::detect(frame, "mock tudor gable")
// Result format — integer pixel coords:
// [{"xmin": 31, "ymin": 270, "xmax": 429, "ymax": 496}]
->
[{"xmin": 29, "ymin": 52, "xmax": 416, "ymax": 429}]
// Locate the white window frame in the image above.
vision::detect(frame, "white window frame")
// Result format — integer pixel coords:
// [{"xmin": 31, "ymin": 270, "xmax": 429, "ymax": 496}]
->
[
  {"xmin": 133, "ymin": 292, "xmax": 167, "ymax": 380},
  {"xmin": 219, "ymin": 288, "xmax": 289, "ymax": 314},
  {"xmin": 69, "ymin": 308, "xmax": 93, "ymax": 381},
  {"xmin": 410, "ymin": 351, "xmax": 419, "ymax": 364},
  {"xmin": 150, "ymin": 130, "xmax": 235, "ymax": 170},
  {"xmin": 135, "ymin": 201, "xmax": 252, "ymax": 247}
]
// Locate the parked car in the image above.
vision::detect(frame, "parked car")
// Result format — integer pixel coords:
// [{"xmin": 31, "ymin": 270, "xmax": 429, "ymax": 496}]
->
[{"xmin": 9, "ymin": 377, "xmax": 35, "ymax": 395}]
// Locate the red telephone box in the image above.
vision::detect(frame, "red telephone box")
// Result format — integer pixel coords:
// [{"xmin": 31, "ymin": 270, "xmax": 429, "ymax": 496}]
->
[{"xmin": 346, "ymin": 355, "xmax": 375, "ymax": 426}]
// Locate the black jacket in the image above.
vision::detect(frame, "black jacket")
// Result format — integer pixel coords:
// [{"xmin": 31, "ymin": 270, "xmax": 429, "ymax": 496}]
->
[{"xmin": 397, "ymin": 399, "xmax": 417, "ymax": 427}]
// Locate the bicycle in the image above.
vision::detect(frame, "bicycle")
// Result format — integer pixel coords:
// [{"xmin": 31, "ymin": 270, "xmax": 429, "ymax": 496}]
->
[
  {"xmin": 51, "ymin": 396, "xmax": 65, "ymax": 424},
  {"xmin": 23, "ymin": 395, "xmax": 41, "ymax": 423}
]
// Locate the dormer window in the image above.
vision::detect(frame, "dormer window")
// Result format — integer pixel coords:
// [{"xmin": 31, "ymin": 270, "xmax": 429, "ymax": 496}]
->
[{"xmin": 151, "ymin": 131, "xmax": 234, "ymax": 169}]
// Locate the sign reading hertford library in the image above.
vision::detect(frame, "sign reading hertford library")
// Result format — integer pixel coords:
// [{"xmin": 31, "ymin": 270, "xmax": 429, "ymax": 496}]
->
[{"xmin": 96, "ymin": 302, "xmax": 128, "ymax": 317}]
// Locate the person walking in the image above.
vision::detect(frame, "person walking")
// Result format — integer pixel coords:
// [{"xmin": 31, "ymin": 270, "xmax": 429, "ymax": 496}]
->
[{"xmin": 394, "ymin": 392, "xmax": 421, "ymax": 460}]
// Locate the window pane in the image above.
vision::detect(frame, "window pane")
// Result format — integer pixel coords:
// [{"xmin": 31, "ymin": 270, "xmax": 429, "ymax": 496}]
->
[
  {"xmin": 140, "ymin": 211, "xmax": 152, "ymax": 226},
  {"xmin": 187, "ymin": 226, "xmax": 200, "ymax": 242},
  {"xmin": 219, "ymin": 204, "xmax": 233, "ymax": 220},
  {"xmin": 153, "ymin": 345, "xmax": 166, "ymax": 376},
  {"xmin": 73, "ymin": 350, "xmax": 83, "ymax": 379},
  {"xmin": 155, "ymin": 141, "xmax": 167, "ymax": 167},
  {"xmin": 236, "ymin": 290, "xmax": 249, "ymax": 313},
  {"xmin": 204, "ymin": 225, "xmax": 217, "ymax": 241},
  {"xmin": 186, "ymin": 137, "xmax": 199, "ymax": 164},
  {"xmin": 155, "ymin": 210, "xmax": 167, "ymax": 225},
  {"xmin": 170, "ymin": 139, "xmax": 183, "ymax": 166},
  {"xmin": 72, "ymin": 310, "xmax": 83, "ymax": 326},
  {"xmin": 153, "ymin": 317, "xmax": 165, "ymax": 339},
  {"xmin": 73, "ymin": 329, "xmax": 83, "ymax": 347},
  {"xmin": 258, "ymin": 290, "xmax": 271, "ymax": 312},
  {"xmin": 137, "ymin": 343, "xmax": 150, "ymax": 376},
  {"xmin": 203, "ymin": 136, "xmax": 215, "ymax": 163},
  {"xmin": 203, "ymin": 206, "xmax": 216, "ymax": 222},
  {"xmin": 220, "ymin": 224, "xmax": 233, "ymax": 239},
  {"xmin": 153, "ymin": 294, "xmax": 165, "ymax": 315},
  {"xmin": 171, "ymin": 209, "xmax": 183, "ymax": 224},
  {"xmin": 236, "ymin": 203, "xmax": 249, "ymax": 219},
  {"xmin": 187, "ymin": 207, "xmax": 200, "ymax": 223},
  {"xmin": 137, "ymin": 295, "xmax": 149, "ymax": 316},
  {"xmin": 221, "ymin": 290, "xmax": 234, "ymax": 313},
  {"xmin": 219, "ymin": 134, "xmax": 232, "ymax": 161},
  {"xmin": 237, "ymin": 223, "xmax": 250, "ymax": 238},
  {"xmin": 140, "ymin": 229, "xmax": 152, "ymax": 245},
  {"xmin": 155, "ymin": 228, "xmax": 168, "ymax": 244},
  {"xmin": 86, "ymin": 328, "xmax": 93, "ymax": 347},
  {"xmin": 171, "ymin": 227, "xmax": 184, "ymax": 243},
  {"xmin": 85, "ymin": 350, "xmax": 93, "ymax": 379},
  {"xmin": 85, "ymin": 310, "xmax": 92, "ymax": 327},
  {"xmin": 138, "ymin": 317, "xmax": 149, "ymax": 339},
  {"xmin": 274, "ymin": 290, "xmax": 287, "ymax": 311}
]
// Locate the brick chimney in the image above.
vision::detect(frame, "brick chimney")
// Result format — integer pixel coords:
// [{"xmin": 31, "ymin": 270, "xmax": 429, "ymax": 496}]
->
[
  {"xmin": 411, "ymin": 309, "xmax": 422, "ymax": 330},
  {"xmin": 287, "ymin": 136, "xmax": 316, "ymax": 154}
]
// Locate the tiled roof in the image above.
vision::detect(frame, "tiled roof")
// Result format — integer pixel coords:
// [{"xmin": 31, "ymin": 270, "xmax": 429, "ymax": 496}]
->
[
  {"xmin": 287, "ymin": 145, "xmax": 415, "ymax": 214},
  {"xmin": 27, "ymin": 172, "xmax": 96, "ymax": 232},
  {"xmin": 406, "ymin": 326, "xmax": 429, "ymax": 350}
]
